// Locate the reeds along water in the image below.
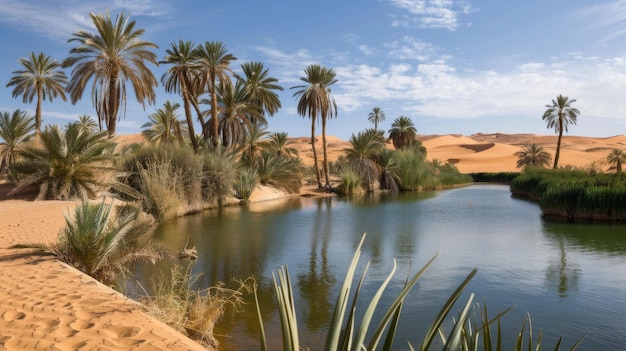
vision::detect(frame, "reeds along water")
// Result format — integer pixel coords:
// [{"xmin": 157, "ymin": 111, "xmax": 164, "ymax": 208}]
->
[{"xmin": 510, "ymin": 168, "xmax": 626, "ymax": 222}]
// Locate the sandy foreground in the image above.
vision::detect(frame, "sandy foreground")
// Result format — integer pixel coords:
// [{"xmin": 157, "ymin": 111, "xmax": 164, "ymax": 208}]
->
[{"xmin": 0, "ymin": 132, "xmax": 624, "ymax": 350}]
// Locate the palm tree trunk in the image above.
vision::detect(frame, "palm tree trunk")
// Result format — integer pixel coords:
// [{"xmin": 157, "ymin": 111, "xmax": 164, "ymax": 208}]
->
[
  {"xmin": 210, "ymin": 90, "xmax": 220, "ymax": 147},
  {"xmin": 553, "ymin": 120, "xmax": 563, "ymax": 169},
  {"xmin": 182, "ymin": 88, "xmax": 198, "ymax": 151},
  {"xmin": 321, "ymin": 114, "xmax": 330, "ymax": 188},
  {"xmin": 184, "ymin": 76, "xmax": 210, "ymax": 143},
  {"xmin": 107, "ymin": 70, "xmax": 120, "ymax": 138},
  {"xmin": 36, "ymin": 89, "xmax": 42, "ymax": 134},
  {"xmin": 311, "ymin": 118, "xmax": 321, "ymax": 188}
]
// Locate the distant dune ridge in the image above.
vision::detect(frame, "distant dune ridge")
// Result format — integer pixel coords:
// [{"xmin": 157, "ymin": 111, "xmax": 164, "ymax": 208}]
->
[{"xmin": 282, "ymin": 132, "xmax": 626, "ymax": 174}]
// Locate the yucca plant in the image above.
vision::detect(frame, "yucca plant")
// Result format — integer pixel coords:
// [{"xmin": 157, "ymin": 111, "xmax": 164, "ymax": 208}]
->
[
  {"xmin": 9, "ymin": 123, "xmax": 117, "ymax": 200},
  {"xmin": 256, "ymin": 234, "xmax": 584, "ymax": 351}
]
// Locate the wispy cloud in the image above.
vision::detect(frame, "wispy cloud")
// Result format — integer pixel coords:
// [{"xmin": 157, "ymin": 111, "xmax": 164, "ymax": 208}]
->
[
  {"xmin": 388, "ymin": 0, "xmax": 474, "ymax": 31},
  {"xmin": 577, "ymin": 0, "xmax": 626, "ymax": 44},
  {"xmin": 0, "ymin": 0, "xmax": 168, "ymax": 42}
]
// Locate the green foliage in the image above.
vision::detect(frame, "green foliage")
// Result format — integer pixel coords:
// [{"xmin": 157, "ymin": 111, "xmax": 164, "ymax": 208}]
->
[
  {"xmin": 390, "ymin": 148, "xmax": 433, "ymax": 190},
  {"xmin": 0, "ymin": 109, "xmax": 35, "ymax": 175},
  {"xmin": 516, "ymin": 143, "xmax": 552, "ymax": 169},
  {"xmin": 344, "ymin": 129, "xmax": 385, "ymax": 191},
  {"xmin": 470, "ymin": 172, "xmax": 521, "ymax": 183},
  {"xmin": 255, "ymin": 150, "xmax": 304, "ymax": 194},
  {"xmin": 606, "ymin": 149, "xmax": 626, "ymax": 173},
  {"xmin": 9, "ymin": 123, "xmax": 117, "ymax": 200},
  {"xmin": 234, "ymin": 169, "xmax": 259, "ymax": 202},
  {"xmin": 337, "ymin": 168, "xmax": 363, "ymax": 195},
  {"xmin": 45, "ymin": 197, "xmax": 163, "ymax": 284},
  {"xmin": 388, "ymin": 116, "xmax": 417, "ymax": 150},
  {"xmin": 142, "ymin": 264, "xmax": 252, "ymax": 349},
  {"xmin": 510, "ymin": 168, "xmax": 626, "ymax": 221}
]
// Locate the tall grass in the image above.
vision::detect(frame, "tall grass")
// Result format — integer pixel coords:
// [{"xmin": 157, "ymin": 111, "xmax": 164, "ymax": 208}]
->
[
  {"xmin": 510, "ymin": 168, "xmax": 626, "ymax": 221},
  {"xmin": 141, "ymin": 264, "xmax": 252, "ymax": 349},
  {"xmin": 391, "ymin": 149, "xmax": 433, "ymax": 190},
  {"xmin": 337, "ymin": 168, "xmax": 363, "ymax": 195}
]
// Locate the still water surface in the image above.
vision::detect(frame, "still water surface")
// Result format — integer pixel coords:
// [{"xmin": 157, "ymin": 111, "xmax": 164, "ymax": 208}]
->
[{"xmin": 129, "ymin": 184, "xmax": 626, "ymax": 350}]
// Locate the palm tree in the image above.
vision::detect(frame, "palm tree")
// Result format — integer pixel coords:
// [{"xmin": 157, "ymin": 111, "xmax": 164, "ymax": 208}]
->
[
  {"xmin": 142, "ymin": 101, "xmax": 186, "ymax": 144},
  {"xmin": 268, "ymin": 132, "xmax": 298, "ymax": 159},
  {"xmin": 542, "ymin": 95, "xmax": 580, "ymax": 169},
  {"xmin": 0, "ymin": 110, "xmax": 35, "ymax": 175},
  {"xmin": 193, "ymin": 41, "xmax": 237, "ymax": 146},
  {"xmin": 344, "ymin": 129, "xmax": 385, "ymax": 191},
  {"xmin": 160, "ymin": 40, "xmax": 202, "ymax": 150},
  {"xmin": 292, "ymin": 64, "xmax": 337, "ymax": 188},
  {"xmin": 6, "ymin": 52, "xmax": 68, "ymax": 134},
  {"xmin": 240, "ymin": 124, "xmax": 270, "ymax": 168},
  {"xmin": 368, "ymin": 107, "xmax": 386, "ymax": 132},
  {"xmin": 239, "ymin": 61, "xmax": 283, "ymax": 121},
  {"xmin": 515, "ymin": 143, "xmax": 552, "ymax": 169},
  {"xmin": 76, "ymin": 115, "xmax": 99, "ymax": 132},
  {"xmin": 9, "ymin": 123, "xmax": 117, "ymax": 200},
  {"xmin": 607, "ymin": 149, "xmax": 626, "ymax": 173},
  {"xmin": 389, "ymin": 116, "xmax": 417, "ymax": 149},
  {"xmin": 217, "ymin": 80, "xmax": 262, "ymax": 147},
  {"xmin": 62, "ymin": 10, "xmax": 158, "ymax": 138}
]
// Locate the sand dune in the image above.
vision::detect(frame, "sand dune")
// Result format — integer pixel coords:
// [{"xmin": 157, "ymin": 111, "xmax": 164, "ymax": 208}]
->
[{"xmin": 1, "ymin": 132, "xmax": 624, "ymax": 350}]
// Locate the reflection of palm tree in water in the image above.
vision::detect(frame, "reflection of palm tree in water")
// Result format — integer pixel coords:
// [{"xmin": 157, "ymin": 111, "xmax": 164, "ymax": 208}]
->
[
  {"xmin": 546, "ymin": 237, "xmax": 579, "ymax": 298},
  {"xmin": 298, "ymin": 197, "xmax": 336, "ymax": 331}
]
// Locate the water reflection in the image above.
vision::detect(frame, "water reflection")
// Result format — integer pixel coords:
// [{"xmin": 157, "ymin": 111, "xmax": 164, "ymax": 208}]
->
[{"xmin": 128, "ymin": 185, "xmax": 626, "ymax": 350}]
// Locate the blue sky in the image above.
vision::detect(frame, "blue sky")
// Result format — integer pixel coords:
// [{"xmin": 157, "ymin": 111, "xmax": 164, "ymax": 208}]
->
[{"xmin": 1, "ymin": 0, "xmax": 626, "ymax": 140}]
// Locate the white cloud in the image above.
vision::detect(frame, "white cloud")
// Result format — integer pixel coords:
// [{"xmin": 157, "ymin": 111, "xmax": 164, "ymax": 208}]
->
[{"xmin": 388, "ymin": 0, "xmax": 474, "ymax": 31}]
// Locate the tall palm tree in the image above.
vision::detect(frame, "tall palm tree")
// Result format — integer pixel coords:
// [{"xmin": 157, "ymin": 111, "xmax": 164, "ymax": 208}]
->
[
  {"xmin": 0, "ymin": 109, "xmax": 35, "ymax": 175},
  {"xmin": 388, "ymin": 116, "xmax": 417, "ymax": 149},
  {"xmin": 142, "ymin": 101, "xmax": 186, "ymax": 144},
  {"xmin": 62, "ymin": 10, "xmax": 158, "ymax": 138},
  {"xmin": 160, "ymin": 40, "xmax": 203, "ymax": 150},
  {"xmin": 6, "ymin": 52, "xmax": 68, "ymax": 134},
  {"xmin": 292, "ymin": 64, "xmax": 337, "ymax": 188},
  {"xmin": 515, "ymin": 143, "xmax": 552, "ymax": 169},
  {"xmin": 368, "ymin": 107, "xmax": 386, "ymax": 132},
  {"xmin": 193, "ymin": 41, "xmax": 237, "ymax": 146},
  {"xmin": 607, "ymin": 149, "xmax": 626, "ymax": 173},
  {"xmin": 239, "ymin": 61, "xmax": 283, "ymax": 122},
  {"xmin": 217, "ymin": 81, "xmax": 263, "ymax": 147},
  {"xmin": 542, "ymin": 95, "xmax": 580, "ymax": 169}
]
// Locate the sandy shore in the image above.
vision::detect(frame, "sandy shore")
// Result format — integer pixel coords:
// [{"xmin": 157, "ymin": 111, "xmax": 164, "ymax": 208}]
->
[{"xmin": 0, "ymin": 132, "xmax": 623, "ymax": 350}]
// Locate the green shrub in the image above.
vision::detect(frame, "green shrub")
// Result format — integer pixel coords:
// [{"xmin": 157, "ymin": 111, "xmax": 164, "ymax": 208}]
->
[{"xmin": 337, "ymin": 168, "xmax": 362, "ymax": 195}]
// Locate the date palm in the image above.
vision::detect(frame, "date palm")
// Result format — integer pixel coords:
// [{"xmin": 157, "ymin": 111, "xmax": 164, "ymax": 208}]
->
[
  {"xmin": 239, "ymin": 61, "xmax": 283, "ymax": 122},
  {"xmin": 0, "ymin": 109, "xmax": 35, "ymax": 175},
  {"xmin": 542, "ymin": 95, "xmax": 580, "ymax": 169},
  {"xmin": 292, "ymin": 64, "xmax": 337, "ymax": 188},
  {"xmin": 269, "ymin": 132, "xmax": 298, "ymax": 159},
  {"xmin": 389, "ymin": 116, "xmax": 417, "ymax": 149},
  {"xmin": 142, "ymin": 101, "xmax": 186, "ymax": 145},
  {"xmin": 607, "ymin": 149, "xmax": 626, "ymax": 173},
  {"xmin": 217, "ymin": 80, "xmax": 262, "ymax": 147},
  {"xmin": 62, "ymin": 10, "xmax": 158, "ymax": 138},
  {"xmin": 6, "ymin": 52, "xmax": 67, "ymax": 134},
  {"xmin": 194, "ymin": 41, "xmax": 237, "ymax": 147},
  {"xmin": 515, "ymin": 143, "xmax": 552, "ymax": 169},
  {"xmin": 160, "ymin": 40, "xmax": 203, "ymax": 150},
  {"xmin": 368, "ymin": 107, "xmax": 386, "ymax": 132}
]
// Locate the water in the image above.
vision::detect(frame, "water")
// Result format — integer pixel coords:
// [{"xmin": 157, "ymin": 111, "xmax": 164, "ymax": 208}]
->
[{"xmin": 128, "ymin": 184, "xmax": 626, "ymax": 350}]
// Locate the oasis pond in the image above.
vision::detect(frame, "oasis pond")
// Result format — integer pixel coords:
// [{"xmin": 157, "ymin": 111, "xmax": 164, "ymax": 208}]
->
[{"xmin": 128, "ymin": 184, "xmax": 626, "ymax": 350}]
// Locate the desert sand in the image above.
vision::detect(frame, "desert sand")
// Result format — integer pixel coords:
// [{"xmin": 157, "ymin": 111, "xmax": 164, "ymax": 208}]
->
[{"xmin": 0, "ymin": 132, "xmax": 624, "ymax": 349}]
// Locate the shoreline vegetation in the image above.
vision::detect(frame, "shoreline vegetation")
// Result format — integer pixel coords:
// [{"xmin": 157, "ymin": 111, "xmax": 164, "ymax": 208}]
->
[{"xmin": 0, "ymin": 131, "xmax": 611, "ymax": 350}]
